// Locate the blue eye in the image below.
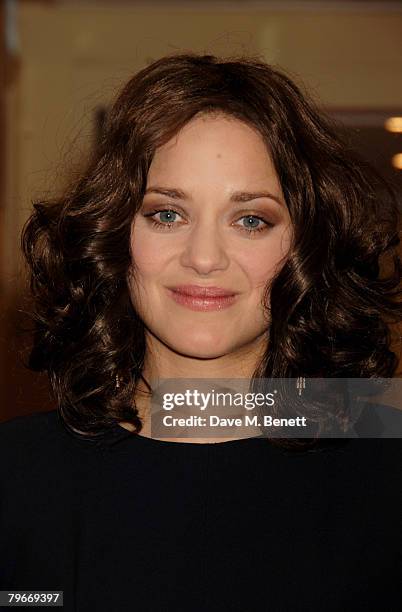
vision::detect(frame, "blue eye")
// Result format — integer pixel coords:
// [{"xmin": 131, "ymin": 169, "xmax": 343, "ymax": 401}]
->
[
  {"xmin": 157, "ymin": 210, "xmax": 178, "ymax": 224},
  {"xmin": 234, "ymin": 215, "xmax": 273, "ymax": 234},
  {"xmin": 143, "ymin": 209, "xmax": 180, "ymax": 229},
  {"xmin": 236, "ymin": 215, "xmax": 268, "ymax": 233}
]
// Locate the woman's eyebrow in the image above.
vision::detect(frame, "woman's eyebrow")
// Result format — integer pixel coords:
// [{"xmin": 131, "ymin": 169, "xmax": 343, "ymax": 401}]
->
[
  {"xmin": 145, "ymin": 187, "xmax": 284, "ymax": 206},
  {"xmin": 231, "ymin": 191, "xmax": 284, "ymax": 207},
  {"xmin": 145, "ymin": 187, "xmax": 187, "ymax": 199}
]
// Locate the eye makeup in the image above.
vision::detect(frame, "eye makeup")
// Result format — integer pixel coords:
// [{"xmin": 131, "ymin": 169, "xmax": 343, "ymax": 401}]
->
[{"xmin": 142, "ymin": 207, "xmax": 275, "ymax": 236}]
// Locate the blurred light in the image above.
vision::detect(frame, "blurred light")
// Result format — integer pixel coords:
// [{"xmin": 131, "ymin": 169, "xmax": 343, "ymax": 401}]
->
[
  {"xmin": 391, "ymin": 153, "xmax": 402, "ymax": 170},
  {"xmin": 384, "ymin": 117, "xmax": 402, "ymax": 133}
]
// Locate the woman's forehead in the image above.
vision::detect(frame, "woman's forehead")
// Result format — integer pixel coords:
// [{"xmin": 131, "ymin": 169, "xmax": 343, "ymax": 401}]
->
[{"xmin": 148, "ymin": 115, "xmax": 276, "ymax": 178}]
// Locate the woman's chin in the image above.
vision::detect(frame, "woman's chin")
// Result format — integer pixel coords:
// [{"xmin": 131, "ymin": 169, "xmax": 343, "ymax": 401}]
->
[{"xmin": 165, "ymin": 337, "xmax": 233, "ymax": 360}]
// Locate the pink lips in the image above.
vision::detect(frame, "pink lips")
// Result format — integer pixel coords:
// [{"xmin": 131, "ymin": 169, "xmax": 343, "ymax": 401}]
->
[{"xmin": 167, "ymin": 285, "xmax": 238, "ymax": 311}]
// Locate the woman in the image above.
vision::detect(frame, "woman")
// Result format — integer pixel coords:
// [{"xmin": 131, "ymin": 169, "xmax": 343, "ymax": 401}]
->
[{"xmin": 0, "ymin": 53, "xmax": 401, "ymax": 611}]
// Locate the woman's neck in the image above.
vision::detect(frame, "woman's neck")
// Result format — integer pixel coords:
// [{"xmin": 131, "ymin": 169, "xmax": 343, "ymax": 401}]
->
[{"xmin": 118, "ymin": 334, "xmax": 267, "ymax": 443}]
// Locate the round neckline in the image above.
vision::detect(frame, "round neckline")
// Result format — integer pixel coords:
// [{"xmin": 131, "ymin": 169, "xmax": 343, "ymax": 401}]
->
[{"xmin": 112, "ymin": 422, "xmax": 265, "ymax": 447}]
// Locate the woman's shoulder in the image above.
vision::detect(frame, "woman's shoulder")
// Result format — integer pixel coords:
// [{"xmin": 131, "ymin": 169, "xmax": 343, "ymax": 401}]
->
[
  {"xmin": 0, "ymin": 408, "xmax": 59, "ymax": 443},
  {"xmin": 0, "ymin": 407, "xmax": 56, "ymax": 430},
  {"xmin": 0, "ymin": 409, "xmax": 58, "ymax": 450},
  {"xmin": 0, "ymin": 409, "xmax": 75, "ymax": 481}
]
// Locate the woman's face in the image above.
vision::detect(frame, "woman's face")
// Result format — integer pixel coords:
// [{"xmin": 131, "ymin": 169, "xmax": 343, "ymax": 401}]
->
[{"xmin": 128, "ymin": 113, "xmax": 292, "ymax": 360}]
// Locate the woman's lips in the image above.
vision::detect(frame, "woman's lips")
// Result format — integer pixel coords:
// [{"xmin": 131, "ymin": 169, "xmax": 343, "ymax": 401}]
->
[{"xmin": 166, "ymin": 288, "xmax": 238, "ymax": 311}]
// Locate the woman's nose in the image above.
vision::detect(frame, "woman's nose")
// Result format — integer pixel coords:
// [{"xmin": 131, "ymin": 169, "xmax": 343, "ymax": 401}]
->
[{"xmin": 179, "ymin": 220, "xmax": 230, "ymax": 275}]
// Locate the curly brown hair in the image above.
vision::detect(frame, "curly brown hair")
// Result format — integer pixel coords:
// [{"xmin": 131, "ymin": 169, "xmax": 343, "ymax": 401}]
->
[{"xmin": 21, "ymin": 52, "xmax": 402, "ymax": 443}]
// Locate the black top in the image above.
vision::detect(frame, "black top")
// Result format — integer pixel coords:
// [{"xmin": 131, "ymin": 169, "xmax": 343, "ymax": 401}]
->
[{"xmin": 0, "ymin": 409, "xmax": 401, "ymax": 611}]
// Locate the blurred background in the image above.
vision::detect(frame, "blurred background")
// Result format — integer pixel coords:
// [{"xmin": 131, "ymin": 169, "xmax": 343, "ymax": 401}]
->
[{"xmin": 1, "ymin": 0, "xmax": 401, "ymax": 422}]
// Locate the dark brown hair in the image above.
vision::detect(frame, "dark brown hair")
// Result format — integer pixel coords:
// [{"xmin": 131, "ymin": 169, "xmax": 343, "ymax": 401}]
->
[{"xmin": 21, "ymin": 52, "xmax": 402, "ymax": 444}]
